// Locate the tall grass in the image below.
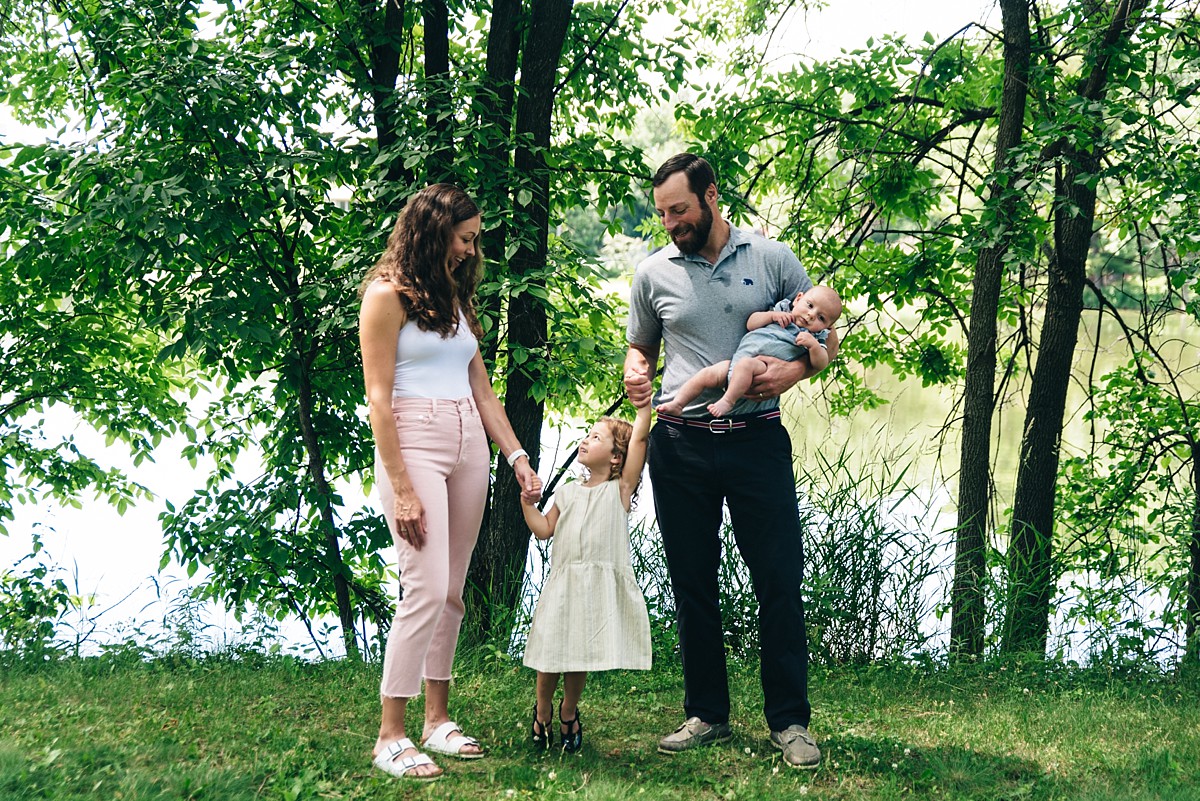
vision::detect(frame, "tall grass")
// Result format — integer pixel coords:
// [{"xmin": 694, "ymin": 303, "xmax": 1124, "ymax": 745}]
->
[{"xmin": 621, "ymin": 442, "xmax": 948, "ymax": 665}]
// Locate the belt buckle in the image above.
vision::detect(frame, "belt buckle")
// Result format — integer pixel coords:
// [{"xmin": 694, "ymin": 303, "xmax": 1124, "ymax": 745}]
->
[{"xmin": 707, "ymin": 418, "xmax": 735, "ymax": 434}]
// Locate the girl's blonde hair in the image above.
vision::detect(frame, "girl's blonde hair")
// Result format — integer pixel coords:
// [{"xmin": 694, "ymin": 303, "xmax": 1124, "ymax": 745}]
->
[{"xmin": 599, "ymin": 416, "xmax": 634, "ymax": 483}]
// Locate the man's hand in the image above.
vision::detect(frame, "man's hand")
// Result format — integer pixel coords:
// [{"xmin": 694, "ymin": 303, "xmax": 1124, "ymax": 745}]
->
[
  {"xmin": 624, "ymin": 346, "xmax": 656, "ymax": 408},
  {"xmin": 746, "ymin": 356, "xmax": 805, "ymax": 399},
  {"xmin": 624, "ymin": 367, "xmax": 653, "ymax": 407}
]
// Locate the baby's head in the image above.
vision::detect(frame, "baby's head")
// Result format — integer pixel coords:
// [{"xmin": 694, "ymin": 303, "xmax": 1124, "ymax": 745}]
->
[{"xmin": 791, "ymin": 285, "xmax": 842, "ymax": 333}]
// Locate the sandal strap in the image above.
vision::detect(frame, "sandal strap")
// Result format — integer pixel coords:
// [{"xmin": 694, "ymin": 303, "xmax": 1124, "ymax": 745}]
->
[
  {"xmin": 398, "ymin": 753, "xmax": 435, "ymax": 770},
  {"xmin": 381, "ymin": 737, "xmax": 418, "ymax": 759}
]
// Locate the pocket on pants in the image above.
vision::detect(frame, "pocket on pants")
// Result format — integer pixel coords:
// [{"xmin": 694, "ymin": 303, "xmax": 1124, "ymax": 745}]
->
[{"xmin": 393, "ymin": 411, "xmax": 434, "ymax": 428}]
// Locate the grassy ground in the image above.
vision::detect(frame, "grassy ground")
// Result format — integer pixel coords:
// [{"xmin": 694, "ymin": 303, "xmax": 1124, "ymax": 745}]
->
[{"xmin": 1, "ymin": 650, "xmax": 1198, "ymax": 800}]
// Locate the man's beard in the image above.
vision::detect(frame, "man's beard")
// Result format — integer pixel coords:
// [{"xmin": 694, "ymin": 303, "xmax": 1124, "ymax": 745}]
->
[{"xmin": 670, "ymin": 203, "xmax": 713, "ymax": 255}]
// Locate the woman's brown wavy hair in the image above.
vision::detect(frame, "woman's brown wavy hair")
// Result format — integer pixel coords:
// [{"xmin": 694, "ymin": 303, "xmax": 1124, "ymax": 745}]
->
[{"xmin": 360, "ymin": 184, "xmax": 484, "ymax": 338}]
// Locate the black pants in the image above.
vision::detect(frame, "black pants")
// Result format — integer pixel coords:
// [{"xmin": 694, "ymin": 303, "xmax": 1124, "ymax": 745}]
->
[{"xmin": 648, "ymin": 419, "xmax": 811, "ymax": 731}]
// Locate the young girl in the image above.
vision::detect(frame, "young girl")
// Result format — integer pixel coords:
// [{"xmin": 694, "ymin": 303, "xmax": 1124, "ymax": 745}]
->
[{"xmin": 520, "ymin": 403, "xmax": 652, "ymax": 753}]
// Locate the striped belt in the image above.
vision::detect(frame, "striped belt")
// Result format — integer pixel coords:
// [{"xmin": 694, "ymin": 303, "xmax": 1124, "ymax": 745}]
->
[{"xmin": 656, "ymin": 409, "xmax": 782, "ymax": 434}]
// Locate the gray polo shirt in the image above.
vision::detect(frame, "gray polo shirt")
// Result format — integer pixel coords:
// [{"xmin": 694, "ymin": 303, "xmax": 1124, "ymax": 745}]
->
[{"xmin": 627, "ymin": 225, "xmax": 812, "ymax": 417}]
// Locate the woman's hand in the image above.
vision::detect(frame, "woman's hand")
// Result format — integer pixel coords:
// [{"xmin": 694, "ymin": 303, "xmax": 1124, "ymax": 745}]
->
[{"xmin": 394, "ymin": 488, "xmax": 427, "ymax": 549}]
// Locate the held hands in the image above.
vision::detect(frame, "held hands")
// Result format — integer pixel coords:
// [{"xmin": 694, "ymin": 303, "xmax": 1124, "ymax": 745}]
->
[
  {"xmin": 513, "ymin": 459, "xmax": 543, "ymax": 504},
  {"xmin": 394, "ymin": 489, "xmax": 427, "ymax": 549},
  {"xmin": 624, "ymin": 366, "xmax": 653, "ymax": 408}
]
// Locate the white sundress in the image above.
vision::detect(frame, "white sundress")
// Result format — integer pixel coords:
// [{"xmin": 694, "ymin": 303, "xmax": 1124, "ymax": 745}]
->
[{"xmin": 522, "ymin": 479, "xmax": 652, "ymax": 672}]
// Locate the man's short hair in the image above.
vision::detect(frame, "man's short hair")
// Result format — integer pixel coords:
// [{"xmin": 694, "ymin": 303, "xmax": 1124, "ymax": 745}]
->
[{"xmin": 653, "ymin": 153, "xmax": 717, "ymax": 201}]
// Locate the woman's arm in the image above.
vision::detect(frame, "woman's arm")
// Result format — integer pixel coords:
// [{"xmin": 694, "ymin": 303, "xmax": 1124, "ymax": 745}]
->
[
  {"xmin": 359, "ymin": 281, "xmax": 429, "ymax": 548},
  {"xmin": 468, "ymin": 351, "xmax": 542, "ymax": 503},
  {"xmin": 619, "ymin": 403, "xmax": 651, "ymax": 510}
]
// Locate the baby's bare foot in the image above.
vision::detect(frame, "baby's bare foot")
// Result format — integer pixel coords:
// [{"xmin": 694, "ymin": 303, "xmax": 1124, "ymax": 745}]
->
[
  {"xmin": 707, "ymin": 400, "xmax": 732, "ymax": 417},
  {"xmin": 656, "ymin": 402, "xmax": 683, "ymax": 416}
]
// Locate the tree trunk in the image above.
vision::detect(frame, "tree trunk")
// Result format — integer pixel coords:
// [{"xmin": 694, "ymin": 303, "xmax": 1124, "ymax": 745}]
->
[
  {"xmin": 1002, "ymin": 0, "xmax": 1148, "ymax": 654},
  {"xmin": 466, "ymin": 0, "xmax": 573, "ymax": 643},
  {"xmin": 295, "ymin": 345, "xmax": 362, "ymax": 661},
  {"xmin": 422, "ymin": 0, "xmax": 454, "ymax": 183},
  {"xmin": 1001, "ymin": 158, "xmax": 1090, "ymax": 654},
  {"xmin": 951, "ymin": 0, "xmax": 1031, "ymax": 658},
  {"xmin": 362, "ymin": 0, "xmax": 415, "ymax": 189},
  {"xmin": 474, "ymin": 0, "xmax": 521, "ymax": 367}
]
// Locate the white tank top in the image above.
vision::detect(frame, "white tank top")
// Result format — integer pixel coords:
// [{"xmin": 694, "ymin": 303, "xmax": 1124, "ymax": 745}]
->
[{"xmin": 392, "ymin": 312, "xmax": 477, "ymax": 399}]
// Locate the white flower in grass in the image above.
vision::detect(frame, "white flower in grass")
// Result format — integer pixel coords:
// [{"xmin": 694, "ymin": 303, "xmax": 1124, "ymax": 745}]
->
[
  {"xmin": 548, "ymin": 771, "xmax": 556, "ymax": 781},
  {"xmin": 904, "ymin": 748, "xmax": 912, "ymax": 757},
  {"xmin": 772, "ymin": 766, "xmax": 779, "ymax": 775},
  {"xmin": 745, "ymin": 747, "xmax": 752, "ymax": 754},
  {"xmin": 891, "ymin": 763, "xmax": 899, "ymax": 770},
  {"xmin": 798, "ymin": 786, "xmax": 810, "ymax": 795}
]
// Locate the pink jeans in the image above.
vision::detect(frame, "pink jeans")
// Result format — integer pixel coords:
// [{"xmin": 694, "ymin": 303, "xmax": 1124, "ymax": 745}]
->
[{"xmin": 377, "ymin": 397, "xmax": 490, "ymax": 698}]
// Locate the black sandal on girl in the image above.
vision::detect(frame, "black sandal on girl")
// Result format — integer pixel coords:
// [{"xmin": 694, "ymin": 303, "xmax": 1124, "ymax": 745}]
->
[
  {"xmin": 531, "ymin": 702, "xmax": 552, "ymax": 750},
  {"xmin": 559, "ymin": 700, "xmax": 583, "ymax": 754}
]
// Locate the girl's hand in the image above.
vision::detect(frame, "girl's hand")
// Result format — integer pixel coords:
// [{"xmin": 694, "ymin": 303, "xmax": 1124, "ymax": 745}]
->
[
  {"xmin": 394, "ymin": 489, "xmax": 427, "ymax": 549},
  {"xmin": 514, "ymin": 461, "xmax": 543, "ymax": 504}
]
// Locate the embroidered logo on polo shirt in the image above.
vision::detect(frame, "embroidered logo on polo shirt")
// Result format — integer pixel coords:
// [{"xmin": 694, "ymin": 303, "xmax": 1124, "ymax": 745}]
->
[{"xmin": 743, "ymin": 278, "xmax": 754, "ymax": 286}]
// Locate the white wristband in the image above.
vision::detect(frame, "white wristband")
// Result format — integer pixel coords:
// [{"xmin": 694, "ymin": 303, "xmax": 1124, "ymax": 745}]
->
[{"xmin": 506, "ymin": 448, "xmax": 528, "ymax": 467}]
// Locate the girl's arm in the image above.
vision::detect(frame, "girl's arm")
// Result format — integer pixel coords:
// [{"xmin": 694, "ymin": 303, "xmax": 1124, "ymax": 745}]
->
[
  {"xmin": 468, "ymin": 351, "xmax": 542, "ymax": 503},
  {"xmin": 619, "ymin": 403, "xmax": 651, "ymax": 510},
  {"xmin": 360, "ymin": 281, "xmax": 428, "ymax": 548},
  {"xmin": 521, "ymin": 497, "xmax": 561, "ymax": 541}
]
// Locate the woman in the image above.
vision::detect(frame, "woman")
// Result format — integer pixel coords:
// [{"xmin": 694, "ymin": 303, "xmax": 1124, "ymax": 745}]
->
[{"xmin": 359, "ymin": 184, "xmax": 541, "ymax": 781}]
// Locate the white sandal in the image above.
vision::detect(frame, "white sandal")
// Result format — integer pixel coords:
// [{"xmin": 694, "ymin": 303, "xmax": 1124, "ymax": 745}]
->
[
  {"xmin": 421, "ymin": 720, "xmax": 485, "ymax": 759},
  {"xmin": 372, "ymin": 738, "xmax": 443, "ymax": 780}
]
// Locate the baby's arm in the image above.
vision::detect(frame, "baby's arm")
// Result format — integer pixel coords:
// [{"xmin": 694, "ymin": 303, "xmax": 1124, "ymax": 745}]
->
[
  {"xmin": 795, "ymin": 331, "xmax": 830, "ymax": 371},
  {"xmin": 619, "ymin": 404, "xmax": 651, "ymax": 510},
  {"xmin": 521, "ymin": 497, "xmax": 561, "ymax": 541},
  {"xmin": 747, "ymin": 310, "xmax": 793, "ymax": 330}
]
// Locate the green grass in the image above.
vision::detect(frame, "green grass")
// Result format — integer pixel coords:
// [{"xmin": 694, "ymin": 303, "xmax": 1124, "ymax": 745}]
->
[{"xmin": 1, "ymin": 652, "xmax": 1199, "ymax": 800}]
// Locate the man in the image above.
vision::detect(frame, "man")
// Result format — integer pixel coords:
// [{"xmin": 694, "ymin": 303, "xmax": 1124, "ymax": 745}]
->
[{"xmin": 624, "ymin": 153, "xmax": 836, "ymax": 769}]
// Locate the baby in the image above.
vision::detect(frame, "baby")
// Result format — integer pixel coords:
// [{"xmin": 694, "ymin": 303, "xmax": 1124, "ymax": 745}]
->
[{"xmin": 656, "ymin": 285, "xmax": 842, "ymax": 418}]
